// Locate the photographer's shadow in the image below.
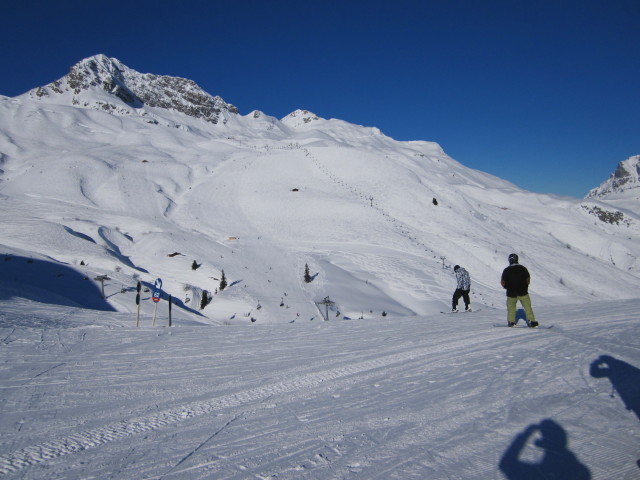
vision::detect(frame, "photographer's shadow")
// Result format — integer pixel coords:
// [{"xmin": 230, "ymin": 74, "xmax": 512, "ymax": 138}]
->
[
  {"xmin": 590, "ymin": 355, "xmax": 640, "ymax": 420},
  {"xmin": 499, "ymin": 419, "xmax": 590, "ymax": 479}
]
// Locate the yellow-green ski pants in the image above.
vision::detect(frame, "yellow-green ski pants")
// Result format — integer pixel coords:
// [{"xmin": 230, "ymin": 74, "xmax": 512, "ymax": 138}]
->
[{"xmin": 507, "ymin": 294, "xmax": 536, "ymax": 323}]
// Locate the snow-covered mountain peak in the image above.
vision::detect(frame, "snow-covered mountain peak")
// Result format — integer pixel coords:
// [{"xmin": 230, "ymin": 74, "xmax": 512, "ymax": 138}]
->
[
  {"xmin": 279, "ymin": 108, "xmax": 393, "ymax": 146},
  {"xmin": 24, "ymin": 54, "xmax": 239, "ymax": 124},
  {"xmin": 587, "ymin": 155, "xmax": 640, "ymax": 199},
  {"xmin": 281, "ymin": 109, "xmax": 322, "ymax": 127}
]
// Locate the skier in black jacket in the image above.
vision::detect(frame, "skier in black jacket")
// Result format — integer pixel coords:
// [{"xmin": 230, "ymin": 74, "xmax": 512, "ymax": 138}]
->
[{"xmin": 500, "ymin": 253, "xmax": 538, "ymax": 327}]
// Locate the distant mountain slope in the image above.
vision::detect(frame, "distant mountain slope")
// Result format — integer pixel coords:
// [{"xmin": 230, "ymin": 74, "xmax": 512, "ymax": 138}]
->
[
  {"xmin": 0, "ymin": 55, "xmax": 639, "ymax": 323},
  {"xmin": 587, "ymin": 155, "xmax": 640, "ymax": 199}
]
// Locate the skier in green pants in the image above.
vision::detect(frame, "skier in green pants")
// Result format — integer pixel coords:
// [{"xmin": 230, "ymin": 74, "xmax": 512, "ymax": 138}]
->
[{"xmin": 500, "ymin": 253, "xmax": 538, "ymax": 327}]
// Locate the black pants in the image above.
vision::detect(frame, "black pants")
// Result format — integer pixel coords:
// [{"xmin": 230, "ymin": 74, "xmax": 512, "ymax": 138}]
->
[{"xmin": 452, "ymin": 289, "xmax": 470, "ymax": 309}]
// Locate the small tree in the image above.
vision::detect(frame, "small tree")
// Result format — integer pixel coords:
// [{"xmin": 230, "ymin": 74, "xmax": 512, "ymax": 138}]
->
[
  {"xmin": 219, "ymin": 270, "xmax": 228, "ymax": 291},
  {"xmin": 304, "ymin": 263, "xmax": 312, "ymax": 283},
  {"xmin": 200, "ymin": 290, "xmax": 211, "ymax": 310}
]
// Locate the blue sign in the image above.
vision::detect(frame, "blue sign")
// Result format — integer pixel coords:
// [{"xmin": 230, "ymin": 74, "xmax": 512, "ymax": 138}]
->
[{"xmin": 152, "ymin": 278, "xmax": 162, "ymax": 303}]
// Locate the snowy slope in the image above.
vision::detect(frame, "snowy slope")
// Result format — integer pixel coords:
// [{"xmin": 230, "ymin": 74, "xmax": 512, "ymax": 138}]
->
[
  {"xmin": 0, "ymin": 53, "xmax": 639, "ymax": 322},
  {"xmin": 1, "ymin": 53, "xmax": 639, "ymax": 479},
  {"xmin": 1, "ymin": 81, "xmax": 639, "ymax": 325},
  {"xmin": 0, "ymin": 297, "xmax": 639, "ymax": 479}
]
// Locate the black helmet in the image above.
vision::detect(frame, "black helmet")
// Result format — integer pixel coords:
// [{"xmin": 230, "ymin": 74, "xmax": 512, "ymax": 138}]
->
[
  {"xmin": 508, "ymin": 253, "xmax": 519, "ymax": 265},
  {"xmin": 454, "ymin": 265, "xmax": 460, "ymax": 271}
]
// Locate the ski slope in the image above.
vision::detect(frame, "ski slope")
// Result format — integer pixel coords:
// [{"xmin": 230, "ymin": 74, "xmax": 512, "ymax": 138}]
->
[
  {"xmin": 1, "ymin": 93, "xmax": 639, "ymax": 326},
  {"xmin": 0, "ymin": 297, "xmax": 638, "ymax": 479}
]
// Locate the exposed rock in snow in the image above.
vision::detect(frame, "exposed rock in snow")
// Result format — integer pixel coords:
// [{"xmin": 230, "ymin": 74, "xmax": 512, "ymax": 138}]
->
[
  {"xmin": 26, "ymin": 54, "xmax": 238, "ymax": 124},
  {"xmin": 281, "ymin": 109, "xmax": 322, "ymax": 127},
  {"xmin": 587, "ymin": 155, "xmax": 640, "ymax": 199}
]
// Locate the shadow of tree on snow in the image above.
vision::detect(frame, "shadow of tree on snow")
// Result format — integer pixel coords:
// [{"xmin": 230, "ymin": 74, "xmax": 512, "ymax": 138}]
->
[{"xmin": 499, "ymin": 419, "xmax": 590, "ymax": 479}]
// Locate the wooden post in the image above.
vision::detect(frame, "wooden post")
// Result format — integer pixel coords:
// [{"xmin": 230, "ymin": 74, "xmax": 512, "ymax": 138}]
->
[{"xmin": 152, "ymin": 301, "xmax": 158, "ymax": 326}]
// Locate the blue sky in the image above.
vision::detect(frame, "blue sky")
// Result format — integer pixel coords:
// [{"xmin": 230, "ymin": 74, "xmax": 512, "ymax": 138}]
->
[{"xmin": 1, "ymin": 0, "xmax": 638, "ymax": 197}]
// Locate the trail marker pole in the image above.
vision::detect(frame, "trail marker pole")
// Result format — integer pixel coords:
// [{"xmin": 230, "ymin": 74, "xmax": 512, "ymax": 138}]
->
[
  {"xmin": 152, "ymin": 301, "xmax": 158, "ymax": 326},
  {"xmin": 152, "ymin": 278, "xmax": 162, "ymax": 326},
  {"xmin": 135, "ymin": 281, "xmax": 141, "ymax": 327},
  {"xmin": 169, "ymin": 295, "xmax": 172, "ymax": 327}
]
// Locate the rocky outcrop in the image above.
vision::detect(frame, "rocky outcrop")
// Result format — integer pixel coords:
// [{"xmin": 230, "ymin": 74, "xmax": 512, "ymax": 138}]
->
[
  {"xmin": 587, "ymin": 155, "xmax": 640, "ymax": 199},
  {"xmin": 27, "ymin": 54, "xmax": 238, "ymax": 124}
]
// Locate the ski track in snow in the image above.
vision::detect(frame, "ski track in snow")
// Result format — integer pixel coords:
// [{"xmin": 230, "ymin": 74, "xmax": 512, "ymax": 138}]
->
[
  {"xmin": 0, "ymin": 335, "xmax": 473, "ymax": 475},
  {"xmin": 1, "ymin": 300, "xmax": 640, "ymax": 479}
]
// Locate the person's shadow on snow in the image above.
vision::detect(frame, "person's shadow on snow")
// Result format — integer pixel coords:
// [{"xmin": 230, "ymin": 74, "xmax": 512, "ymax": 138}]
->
[
  {"xmin": 499, "ymin": 419, "xmax": 590, "ymax": 479},
  {"xmin": 590, "ymin": 355, "xmax": 640, "ymax": 471},
  {"xmin": 590, "ymin": 355, "xmax": 640, "ymax": 420}
]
